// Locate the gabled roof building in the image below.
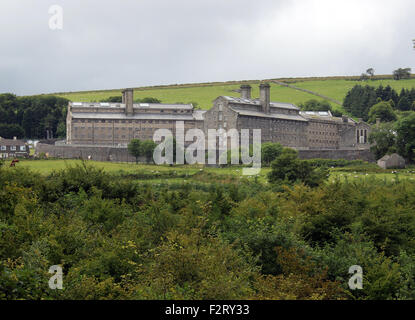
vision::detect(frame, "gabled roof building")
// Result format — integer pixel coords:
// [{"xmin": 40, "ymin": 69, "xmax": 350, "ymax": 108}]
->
[
  {"xmin": 0, "ymin": 137, "xmax": 29, "ymax": 158},
  {"xmin": 66, "ymin": 88, "xmax": 205, "ymax": 146},
  {"xmin": 65, "ymin": 84, "xmax": 371, "ymax": 153},
  {"xmin": 203, "ymin": 84, "xmax": 371, "ymax": 150},
  {"xmin": 377, "ymin": 153, "xmax": 406, "ymax": 169}
]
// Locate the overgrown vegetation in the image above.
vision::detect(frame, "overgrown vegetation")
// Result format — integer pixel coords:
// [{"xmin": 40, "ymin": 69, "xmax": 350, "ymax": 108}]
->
[
  {"xmin": 2, "ymin": 161, "xmax": 415, "ymax": 300},
  {"xmin": 368, "ymin": 111, "xmax": 415, "ymax": 162}
]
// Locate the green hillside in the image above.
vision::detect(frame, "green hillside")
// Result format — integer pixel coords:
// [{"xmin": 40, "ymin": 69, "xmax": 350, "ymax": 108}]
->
[
  {"xmin": 291, "ymin": 78, "xmax": 415, "ymax": 103},
  {"xmin": 54, "ymin": 77, "xmax": 415, "ymax": 113}
]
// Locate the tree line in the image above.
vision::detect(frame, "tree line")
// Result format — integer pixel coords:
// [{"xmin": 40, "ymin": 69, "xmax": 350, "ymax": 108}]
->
[
  {"xmin": 341, "ymin": 84, "xmax": 415, "ymax": 162},
  {"xmin": 0, "ymin": 93, "xmax": 68, "ymax": 140},
  {"xmin": 343, "ymin": 84, "xmax": 415, "ymax": 121},
  {"xmin": 360, "ymin": 67, "xmax": 411, "ymax": 81}
]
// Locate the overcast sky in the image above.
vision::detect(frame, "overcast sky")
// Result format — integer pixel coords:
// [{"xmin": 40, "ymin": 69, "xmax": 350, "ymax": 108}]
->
[{"xmin": 0, "ymin": 0, "xmax": 414, "ymax": 95}]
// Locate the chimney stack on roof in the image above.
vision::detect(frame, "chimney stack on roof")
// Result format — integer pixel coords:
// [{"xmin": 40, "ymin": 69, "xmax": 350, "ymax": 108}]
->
[
  {"xmin": 259, "ymin": 83, "xmax": 270, "ymax": 114},
  {"xmin": 122, "ymin": 88, "xmax": 134, "ymax": 115},
  {"xmin": 240, "ymin": 85, "xmax": 252, "ymax": 99}
]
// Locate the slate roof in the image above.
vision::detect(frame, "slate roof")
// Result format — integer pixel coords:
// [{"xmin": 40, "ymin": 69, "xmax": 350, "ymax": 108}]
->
[
  {"xmin": 379, "ymin": 153, "xmax": 404, "ymax": 162},
  {"xmin": 71, "ymin": 112, "xmax": 195, "ymax": 121},
  {"xmin": 379, "ymin": 154, "xmax": 391, "ymax": 162},
  {"xmin": 299, "ymin": 111, "xmax": 355, "ymax": 123},
  {"xmin": 0, "ymin": 137, "xmax": 26, "ymax": 146},
  {"xmin": 221, "ymin": 96, "xmax": 299, "ymax": 111},
  {"xmin": 230, "ymin": 108, "xmax": 308, "ymax": 122},
  {"xmin": 300, "ymin": 111, "xmax": 332, "ymax": 117},
  {"xmin": 71, "ymin": 102, "xmax": 193, "ymax": 110}
]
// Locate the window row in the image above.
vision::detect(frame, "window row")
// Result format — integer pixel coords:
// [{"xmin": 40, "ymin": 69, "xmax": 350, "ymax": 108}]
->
[
  {"xmin": 0, "ymin": 146, "xmax": 26, "ymax": 151},
  {"xmin": 74, "ymin": 119, "xmax": 194, "ymax": 124},
  {"xmin": 309, "ymin": 131, "xmax": 337, "ymax": 136},
  {"xmin": 309, "ymin": 139, "xmax": 337, "ymax": 144}
]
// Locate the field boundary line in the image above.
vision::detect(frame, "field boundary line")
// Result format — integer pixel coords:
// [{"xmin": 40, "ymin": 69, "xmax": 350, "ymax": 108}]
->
[{"xmin": 270, "ymin": 80, "xmax": 343, "ymax": 106}]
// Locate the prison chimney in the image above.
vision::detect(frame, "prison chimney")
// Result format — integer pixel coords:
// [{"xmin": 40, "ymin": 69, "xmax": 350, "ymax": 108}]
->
[
  {"xmin": 240, "ymin": 85, "xmax": 252, "ymax": 99},
  {"xmin": 122, "ymin": 88, "xmax": 134, "ymax": 115},
  {"xmin": 259, "ymin": 83, "xmax": 270, "ymax": 114}
]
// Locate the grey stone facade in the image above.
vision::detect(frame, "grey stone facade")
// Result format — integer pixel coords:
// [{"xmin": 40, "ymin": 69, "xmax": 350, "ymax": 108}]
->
[
  {"xmin": 377, "ymin": 153, "xmax": 406, "ymax": 169},
  {"xmin": 56, "ymin": 84, "xmax": 373, "ymax": 162},
  {"xmin": 37, "ymin": 143, "xmax": 137, "ymax": 162},
  {"xmin": 66, "ymin": 89, "xmax": 205, "ymax": 147},
  {"xmin": 203, "ymin": 84, "xmax": 371, "ymax": 151}
]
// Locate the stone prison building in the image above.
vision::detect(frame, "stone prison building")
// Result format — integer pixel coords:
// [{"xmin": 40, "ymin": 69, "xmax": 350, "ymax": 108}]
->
[{"xmin": 37, "ymin": 84, "xmax": 373, "ymax": 162}]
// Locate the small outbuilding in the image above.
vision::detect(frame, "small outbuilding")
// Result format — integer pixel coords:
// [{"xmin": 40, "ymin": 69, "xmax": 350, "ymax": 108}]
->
[{"xmin": 377, "ymin": 153, "xmax": 406, "ymax": 169}]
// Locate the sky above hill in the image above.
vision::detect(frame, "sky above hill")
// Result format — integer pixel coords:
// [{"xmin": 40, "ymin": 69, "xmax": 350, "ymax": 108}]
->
[{"xmin": 0, "ymin": 0, "xmax": 414, "ymax": 95}]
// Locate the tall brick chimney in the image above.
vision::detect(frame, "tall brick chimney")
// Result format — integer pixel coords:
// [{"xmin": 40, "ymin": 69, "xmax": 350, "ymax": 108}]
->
[
  {"xmin": 259, "ymin": 83, "xmax": 270, "ymax": 114},
  {"xmin": 240, "ymin": 85, "xmax": 252, "ymax": 99},
  {"xmin": 122, "ymin": 88, "xmax": 134, "ymax": 115}
]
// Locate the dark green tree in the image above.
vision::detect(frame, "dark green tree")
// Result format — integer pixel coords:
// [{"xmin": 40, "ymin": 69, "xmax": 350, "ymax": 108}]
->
[
  {"xmin": 343, "ymin": 85, "xmax": 377, "ymax": 121},
  {"xmin": 128, "ymin": 139, "xmax": 141, "ymax": 164},
  {"xmin": 0, "ymin": 124, "xmax": 25, "ymax": 139},
  {"xmin": 140, "ymin": 140, "xmax": 157, "ymax": 164},
  {"xmin": 267, "ymin": 148, "xmax": 328, "ymax": 187},
  {"xmin": 396, "ymin": 113, "xmax": 415, "ymax": 162},
  {"xmin": 368, "ymin": 123, "xmax": 397, "ymax": 159},
  {"xmin": 56, "ymin": 122, "xmax": 66, "ymax": 138},
  {"xmin": 101, "ymin": 96, "xmax": 122, "ymax": 103},
  {"xmin": 368, "ymin": 101, "xmax": 397, "ymax": 123},
  {"xmin": 376, "ymin": 85, "xmax": 399, "ymax": 105},
  {"xmin": 332, "ymin": 110, "xmax": 342, "ymax": 117},
  {"xmin": 393, "ymin": 68, "xmax": 411, "ymax": 80},
  {"xmin": 397, "ymin": 96, "xmax": 412, "ymax": 111},
  {"xmin": 261, "ymin": 142, "xmax": 283, "ymax": 166},
  {"xmin": 298, "ymin": 99, "xmax": 332, "ymax": 112},
  {"xmin": 366, "ymin": 68, "xmax": 375, "ymax": 78}
]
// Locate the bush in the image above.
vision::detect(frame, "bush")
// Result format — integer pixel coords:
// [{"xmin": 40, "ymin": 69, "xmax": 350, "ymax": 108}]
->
[
  {"xmin": 268, "ymin": 148, "xmax": 329, "ymax": 187},
  {"xmin": 2, "ymin": 161, "xmax": 415, "ymax": 300}
]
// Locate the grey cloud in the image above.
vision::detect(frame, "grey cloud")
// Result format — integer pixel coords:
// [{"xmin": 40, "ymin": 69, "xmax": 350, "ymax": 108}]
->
[{"xmin": 0, "ymin": 0, "xmax": 414, "ymax": 95}]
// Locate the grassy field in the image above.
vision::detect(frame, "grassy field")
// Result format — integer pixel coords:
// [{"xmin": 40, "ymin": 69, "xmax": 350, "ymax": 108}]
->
[
  {"xmin": 10, "ymin": 159, "xmax": 271, "ymax": 183},
  {"xmin": 7, "ymin": 159, "xmax": 415, "ymax": 184},
  {"xmin": 329, "ymin": 170, "xmax": 415, "ymax": 182},
  {"xmin": 53, "ymin": 77, "xmax": 415, "ymax": 113},
  {"xmin": 55, "ymin": 83, "xmax": 320, "ymax": 111},
  {"xmin": 292, "ymin": 78, "xmax": 415, "ymax": 104}
]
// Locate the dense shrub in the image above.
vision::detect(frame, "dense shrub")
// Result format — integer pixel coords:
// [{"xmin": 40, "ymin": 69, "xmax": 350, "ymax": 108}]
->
[
  {"xmin": 268, "ymin": 148, "xmax": 329, "ymax": 187},
  {"xmin": 1, "ymin": 163, "xmax": 415, "ymax": 300}
]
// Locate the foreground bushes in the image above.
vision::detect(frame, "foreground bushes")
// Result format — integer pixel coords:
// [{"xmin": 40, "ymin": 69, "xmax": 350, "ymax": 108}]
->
[{"xmin": 1, "ymin": 163, "xmax": 415, "ymax": 300}]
